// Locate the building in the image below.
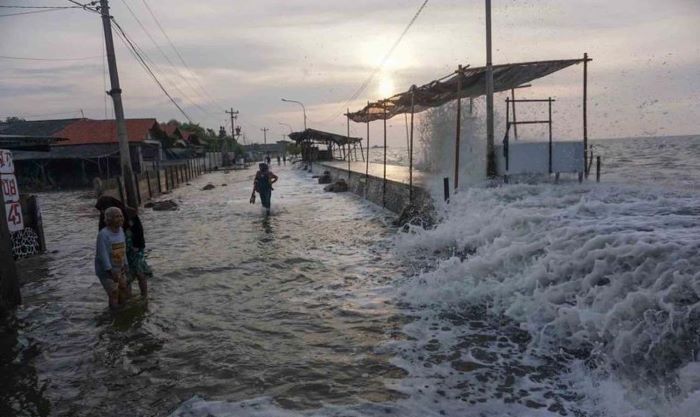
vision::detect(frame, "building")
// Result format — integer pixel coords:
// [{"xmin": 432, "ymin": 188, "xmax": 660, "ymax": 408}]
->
[{"xmin": 2, "ymin": 118, "xmax": 165, "ymax": 189}]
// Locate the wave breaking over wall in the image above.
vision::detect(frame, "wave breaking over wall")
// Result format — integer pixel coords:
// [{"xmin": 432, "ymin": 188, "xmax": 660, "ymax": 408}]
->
[{"xmin": 393, "ymin": 181, "xmax": 700, "ymax": 416}]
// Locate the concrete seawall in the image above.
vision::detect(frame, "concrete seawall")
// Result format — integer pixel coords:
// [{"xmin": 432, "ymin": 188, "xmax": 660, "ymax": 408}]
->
[{"xmin": 311, "ymin": 161, "xmax": 432, "ymax": 214}]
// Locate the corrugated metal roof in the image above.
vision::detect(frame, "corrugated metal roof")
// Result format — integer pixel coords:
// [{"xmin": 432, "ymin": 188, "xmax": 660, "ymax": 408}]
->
[
  {"xmin": 288, "ymin": 128, "xmax": 363, "ymax": 145},
  {"xmin": 347, "ymin": 58, "xmax": 585, "ymax": 123}
]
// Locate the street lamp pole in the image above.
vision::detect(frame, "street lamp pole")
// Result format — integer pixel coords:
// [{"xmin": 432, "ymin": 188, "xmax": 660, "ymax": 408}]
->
[
  {"xmin": 281, "ymin": 98, "xmax": 307, "ymax": 130},
  {"xmin": 278, "ymin": 122, "xmax": 293, "ymax": 134}
]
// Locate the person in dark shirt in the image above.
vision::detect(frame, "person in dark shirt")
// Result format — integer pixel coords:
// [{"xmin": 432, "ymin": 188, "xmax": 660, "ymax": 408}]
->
[{"xmin": 250, "ymin": 163, "xmax": 278, "ymax": 215}]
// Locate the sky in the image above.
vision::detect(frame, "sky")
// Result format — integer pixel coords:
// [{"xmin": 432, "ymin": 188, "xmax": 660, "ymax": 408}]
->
[{"xmin": 1, "ymin": 0, "xmax": 699, "ymax": 145}]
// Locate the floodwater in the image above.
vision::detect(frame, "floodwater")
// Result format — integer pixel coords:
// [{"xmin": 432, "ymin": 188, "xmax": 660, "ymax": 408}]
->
[
  {"xmin": 1, "ymin": 165, "xmax": 407, "ymax": 416},
  {"xmin": 3, "ymin": 135, "xmax": 699, "ymax": 417}
]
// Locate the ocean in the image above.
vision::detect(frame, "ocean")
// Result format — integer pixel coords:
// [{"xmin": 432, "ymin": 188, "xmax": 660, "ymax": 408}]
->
[{"xmin": 1, "ymin": 135, "xmax": 698, "ymax": 417}]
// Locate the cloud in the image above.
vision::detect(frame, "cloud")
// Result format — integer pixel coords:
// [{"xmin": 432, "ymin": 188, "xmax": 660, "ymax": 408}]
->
[{"xmin": 0, "ymin": 0, "xmax": 698, "ymax": 141}]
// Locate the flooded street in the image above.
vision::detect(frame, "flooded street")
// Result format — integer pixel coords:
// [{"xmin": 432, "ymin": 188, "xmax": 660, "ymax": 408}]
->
[{"xmin": 2, "ymin": 166, "xmax": 407, "ymax": 416}]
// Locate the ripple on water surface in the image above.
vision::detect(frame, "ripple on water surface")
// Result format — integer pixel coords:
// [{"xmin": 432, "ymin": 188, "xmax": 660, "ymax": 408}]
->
[{"xmin": 2, "ymin": 166, "xmax": 406, "ymax": 416}]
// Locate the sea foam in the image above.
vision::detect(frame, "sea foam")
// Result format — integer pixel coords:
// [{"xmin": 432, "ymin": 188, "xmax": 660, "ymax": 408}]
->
[{"xmin": 393, "ymin": 180, "xmax": 700, "ymax": 416}]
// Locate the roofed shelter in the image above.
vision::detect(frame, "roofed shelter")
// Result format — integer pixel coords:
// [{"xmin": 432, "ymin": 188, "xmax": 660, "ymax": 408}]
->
[
  {"xmin": 288, "ymin": 128, "xmax": 365, "ymax": 163},
  {"xmin": 346, "ymin": 54, "xmax": 592, "ymax": 203}
]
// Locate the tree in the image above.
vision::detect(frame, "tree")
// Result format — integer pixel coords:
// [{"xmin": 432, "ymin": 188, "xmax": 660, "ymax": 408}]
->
[{"xmin": 4, "ymin": 116, "xmax": 25, "ymax": 123}]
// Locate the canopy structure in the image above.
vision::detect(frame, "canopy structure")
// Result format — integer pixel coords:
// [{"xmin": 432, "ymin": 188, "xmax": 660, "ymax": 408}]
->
[
  {"xmin": 288, "ymin": 128, "xmax": 365, "ymax": 162},
  {"xmin": 288, "ymin": 128, "xmax": 363, "ymax": 146},
  {"xmin": 347, "ymin": 58, "xmax": 585, "ymax": 123}
]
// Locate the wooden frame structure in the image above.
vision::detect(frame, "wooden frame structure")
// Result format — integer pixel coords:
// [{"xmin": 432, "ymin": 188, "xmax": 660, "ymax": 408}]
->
[{"xmin": 347, "ymin": 55, "xmax": 592, "ymax": 203}]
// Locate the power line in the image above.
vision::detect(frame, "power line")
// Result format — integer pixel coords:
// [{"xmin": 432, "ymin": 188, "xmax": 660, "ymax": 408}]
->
[
  {"xmin": 118, "ymin": 0, "xmax": 216, "ymax": 117},
  {"xmin": 0, "ymin": 8, "xmax": 75, "ymax": 17},
  {"xmin": 321, "ymin": 0, "xmax": 430, "ymax": 123},
  {"xmin": 0, "ymin": 5, "xmax": 81, "ymax": 9},
  {"xmin": 65, "ymin": 0, "xmax": 100, "ymax": 13},
  {"xmin": 111, "ymin": 17, "xmax": 193, "ymax": 122},
  {"xmin": 140, "ymin": 0, "xmax": 226, "ymax": 111},
  {"xmin": 0, "ymin": 54, "xmax": 102, "ymax": 61}
]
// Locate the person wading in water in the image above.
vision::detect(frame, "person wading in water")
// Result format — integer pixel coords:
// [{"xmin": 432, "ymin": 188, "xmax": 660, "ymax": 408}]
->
[
  {"xmin": 94, "ymin": 207, "xmax": 129, "ymax": 309},
  {"xmin": 250, "ymin": 162, "xmax": 278, "ymax": 215}
]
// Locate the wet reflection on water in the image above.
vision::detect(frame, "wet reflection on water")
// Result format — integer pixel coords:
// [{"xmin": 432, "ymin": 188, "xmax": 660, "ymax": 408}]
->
[{"xmin": 2, "ymin": 166, "xmax": 406, "ymax": 416}]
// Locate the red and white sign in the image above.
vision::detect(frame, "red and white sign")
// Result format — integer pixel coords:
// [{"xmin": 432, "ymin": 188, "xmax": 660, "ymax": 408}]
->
[
  {"xmin": 5, "ymin": 201, "xmax": 23, "ymax": 232},
  {"xmin": 0, "ymin": 149, "xmax": 15, "ymax": 174},
  {"xmin": 1, "ymin": 174, "xmax": 19, "ymax": 203},
  {"xmin": 0, "ymin": 149, "xmax": 23, "ymax": 232}
]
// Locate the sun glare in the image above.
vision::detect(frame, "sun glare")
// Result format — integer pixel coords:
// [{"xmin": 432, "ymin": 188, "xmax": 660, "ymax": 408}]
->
[{"xmin": 378, "ymin": 76, "xmax": 395, "ymax": 99}]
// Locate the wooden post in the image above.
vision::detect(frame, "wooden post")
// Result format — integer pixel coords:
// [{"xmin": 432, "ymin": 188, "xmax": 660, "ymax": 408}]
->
[
  {"xmin": 145, "ymin": 170, "xmax": 152, "ymax": 199},
  {"xmin": 548, "ymin": 97, "xmax": 553, "ymax": 174},
  {"xmin": 347, "ymin": 108, "xmax": 351, "ymax": 178},
  {"xmin": 134, "ymin": 173, "xmax": 142, "ymax": 205},
  {"xmin": 583, "ymin": 52, "xmax": 589, "ymax": 177},
  {"xmin": 383, "ymin": 101, "xmax": 387, "ymax": 208},
  {"xmin": 0, "ymin": 189, "xmax": 21, "ymax": 313},
  {"xmin": 27, "ymin": 196, "xmax": 46, "ymax": 253},
  {"xmin": 156, "ymin": 159, "xmax": 162, "ymax": 193},
  {"xmin": 365, "ymin": 101, "xmax": 370, "ymax": 199},
  {"xmin": 455, "ymin": 66, "xmax": 462, "ymax": 190},
  {"xmin": 596, "ymin": 156, "xmax": 601, "ymax": 182},
  {"xmin": 443, "ymin": 177, "xmax": 450, "ymax": 202},
  {"xmin": 409, "ymin": 86, "xmax": 415, "ymax": 202},
  {"xmin": 505, "ymin": 97, "xmax": 510, "ymax": 173},
  {"xmin": 511, "ymin": 88, "xmax": 518, "ymax": 139}
]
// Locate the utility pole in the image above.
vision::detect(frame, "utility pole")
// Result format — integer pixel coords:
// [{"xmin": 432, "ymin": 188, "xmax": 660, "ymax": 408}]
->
[
  {"xmin": 485, "ymin": 0, "xmax": 496, "ymax": 178},
  {"xmin": 261, "ymin": 127, "xmax": 269, "ymax": 145},
  {"xmin": 226, "ymin": 108, "xmax": 239, "ymax": 140},
  {"xmin": 99, "ymin": 0, "xmax": 138, "ymax": 208}
]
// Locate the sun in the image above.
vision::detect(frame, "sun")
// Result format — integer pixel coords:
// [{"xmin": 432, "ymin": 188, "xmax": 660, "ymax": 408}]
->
[{"xmin": 378, "ymin": 75, "xmax": 395, "ymax": 99}]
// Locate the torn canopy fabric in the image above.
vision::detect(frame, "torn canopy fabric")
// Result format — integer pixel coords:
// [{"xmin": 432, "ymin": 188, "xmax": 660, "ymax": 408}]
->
[
  {"xmin": 288, "ymin": 128, "xmax": 363, "ymax": 146},
  {"xmin": 346, "ymin": 58, "xmax": 585, "ymax": 123}
]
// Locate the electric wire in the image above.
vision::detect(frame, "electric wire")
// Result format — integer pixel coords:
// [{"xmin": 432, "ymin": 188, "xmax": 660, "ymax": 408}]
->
[
  {"xmin": 320, "ymin": 0, "xmax": 429, "ymax": 123},
  {"xmin": 140, "ymin": 0, "xmax": 226, "ymax": 112},
  {"xmin": 118, "ymin": 0, "xmax": 216, "ymax": 117},
  {"xmin": 0, "ymin": 54, "xmax": 102, "ymax": 61},
  {"xmin": 0, "ymin": 8, "xmax": 75, "ymax": 17},
  {"xmin": 65, "ymin": 0, "xmax": 100, "ymax": 13},
  {"xmin": 111, "ymin": 18, "xmax": 193, "ymax": 122},
  {"xmin": 0, "ymin": 5, "xmax": 81, "ymax": 9}
]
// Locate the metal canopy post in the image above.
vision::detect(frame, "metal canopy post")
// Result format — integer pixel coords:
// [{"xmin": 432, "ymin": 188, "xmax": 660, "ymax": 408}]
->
[
  {"xmin": 548, "ymin": 97, "xmax": 553, "ymax": 174},
  {"xmin": 511, "ymin": 88, "xmax": 518, "ymax": 139},
  {"xmin": 383, "ymin": 101, "xmax": 387, "ymax": 208},
  {"xmin": 365, "ymin": 101, "xmax": 370, "ymax": 198},
  {"xmin": 346, "ymin": 108, "xmax": 351, "ymax": 177},
  {"xmin": 409, "ymin": 86, "xmax": 415, "ymax": 203},
  {"xmin": 505, "ymin": 97, "xmax": 510, "ymax": 172},
  {"xmin": 455, "ymin": 66, "xmax": 463, "ymax": 190},
  {"xmin": 583, "ymin": 52, "xmax": 589, "ymax": 177}
]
